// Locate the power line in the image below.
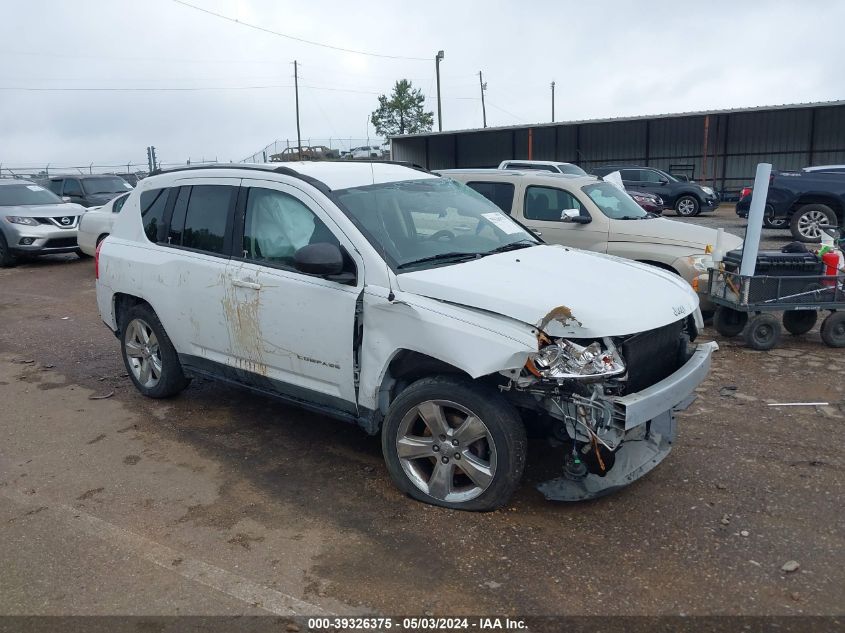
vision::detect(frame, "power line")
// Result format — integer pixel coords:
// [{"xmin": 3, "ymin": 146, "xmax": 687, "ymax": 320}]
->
[
  {"xmin": 0, "ymin": 83, "xmax": 381, "ymax": 94},
  {"xmin": 170, "ymin": 0, "xmax": 429, "ymax": 61}
]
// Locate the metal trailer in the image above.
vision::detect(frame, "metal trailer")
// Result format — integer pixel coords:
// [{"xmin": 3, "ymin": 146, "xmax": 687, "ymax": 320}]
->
[{"xmin": 707, "ymin": 268, "xmax": 845, "ymax": 349}]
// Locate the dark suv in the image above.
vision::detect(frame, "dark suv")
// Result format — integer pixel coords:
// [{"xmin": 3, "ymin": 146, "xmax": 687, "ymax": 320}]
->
[
  {"xmin": 592, "ymin": 165, "xmax": 720, "ymax": 217},
  {"xmin": 44, "ymin": 175, "xmax": 133, "ymax": 208}
]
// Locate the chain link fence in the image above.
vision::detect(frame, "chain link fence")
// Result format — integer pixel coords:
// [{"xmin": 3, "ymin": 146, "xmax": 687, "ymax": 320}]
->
[{"xmin": 240, "ymin": 138, "xmax": 389, "ymax": 163}]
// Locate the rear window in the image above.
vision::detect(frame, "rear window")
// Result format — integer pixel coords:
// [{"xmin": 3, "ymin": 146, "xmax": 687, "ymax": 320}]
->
[
  {"xmin": 141, "ymin": 189, "xmax": 168, "ymax": 242},
  {"xmin": 0, "ymin": 183, "xmax": 63, "ymax": 206},
  {"xmin": 180, "ymin": 185, "xmax": 235, "ymax": 255},
  {"xmin": 466, "ymin": 181, "xmax": 515, "ymax": 214}
]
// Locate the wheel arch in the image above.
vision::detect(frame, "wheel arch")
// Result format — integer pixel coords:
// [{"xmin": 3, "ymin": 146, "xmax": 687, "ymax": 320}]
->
[
  {"xmin": 636, "ymin": 259, "xmax": 679, "ymax": 275},
  {"xmin": 374, "ymin": 349, "xmax": 477, "ymax": 419},
  {"xmin": 790, "ymin": 195, "xmax": 844, "ymax": 219},
  {"xmin": 112, "ymin": 293, "xmax": 154, "ymax": 337}
]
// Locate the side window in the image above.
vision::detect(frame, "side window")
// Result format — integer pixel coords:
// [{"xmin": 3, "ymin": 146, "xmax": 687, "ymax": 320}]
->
[
  {"xmin": 243, "ymin": 188, "xmax": 340, "ymax": 269},
  {"xmin": 524, "ymin": 186, "xmax": 585, "ymax": 222},
  {"xmin": 620, "ymin": 169, "xmax": 641, "ymax": 182},
  {"xmin": 47, "ymin": 180, "xmax": 63, "ymax": 195},
  {"xmin": 63, "ymin": 179, "xmax": 83, "ymax": 197},
  {"xmin": 466, "ymin": 181, "xmax": 515, "ymax": 214},
  {"xmin": 168, "ymin": 186, "xmax": 191, "ymax": 244},
  {"xmin": 141, "ymin": 188, "xmax": 169, "ymax": 242},
  {"xmin": 112, "ymin": 194, "xmax": 128, "ymax": 213},
  {"xmin": 640, "ymin": 169, "xmax": 664, "ymax": 183},
  {"xmin": 181, "ymin": 185, "xmax": 235, "ymax": 255}
]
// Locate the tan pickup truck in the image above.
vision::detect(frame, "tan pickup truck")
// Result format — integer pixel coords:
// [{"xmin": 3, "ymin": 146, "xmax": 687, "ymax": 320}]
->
[{"xmin": 438, "ymin": 169, "xmax": 742, "ymax": 312}]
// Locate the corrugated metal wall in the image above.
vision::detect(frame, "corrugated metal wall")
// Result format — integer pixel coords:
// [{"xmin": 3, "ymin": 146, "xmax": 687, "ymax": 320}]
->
[{"xmin": 392, "ymin": 103, "xmax": 845, "ymax": 195}]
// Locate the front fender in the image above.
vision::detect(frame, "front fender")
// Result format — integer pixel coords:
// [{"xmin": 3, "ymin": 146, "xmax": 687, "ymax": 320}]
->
[{"xmin": 357, "ymin": 287, "xmax": 537, "ymax": 412}]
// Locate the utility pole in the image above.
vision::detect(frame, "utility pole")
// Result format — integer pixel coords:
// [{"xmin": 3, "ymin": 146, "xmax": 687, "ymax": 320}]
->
[
  {"xmin": 478, "ymin": 71, "xmax": 487, "ymax": 128},
  {"xmin": 293, "ymin": 60, "xmax": 302, "ymax": 158},
  {"xmin": 551, "ymin": 81, "xmax": 555, "ymax": 122},
  {"xmin": 435, "ymin": 50, "xmax": 444, "ymax": 131}
]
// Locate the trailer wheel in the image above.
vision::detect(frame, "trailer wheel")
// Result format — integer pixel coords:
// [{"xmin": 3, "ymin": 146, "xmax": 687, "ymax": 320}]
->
[
  {"xmin": 745, "ymin": 313, "xmax": 782, "ymax": 350},
  {"xmin": 820, "ymin": 312, "xmax": 845, "ymax": 348},
  {"xmin": 782, "ymin": 310, "xmax": 818, "ymax": 336},
  {"xmin": 714, "ymin": 306, "xmax": 748, "ymax": 338}
]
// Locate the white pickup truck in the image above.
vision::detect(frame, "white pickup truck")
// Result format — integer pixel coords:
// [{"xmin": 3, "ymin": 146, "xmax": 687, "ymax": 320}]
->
[
  {"xmin": 95, "ymin": 162, "xmax": 715, "ymax": 510},
  {"xmin": 439, "ymin": 169, "xmax": 743, "ymax": 313}
]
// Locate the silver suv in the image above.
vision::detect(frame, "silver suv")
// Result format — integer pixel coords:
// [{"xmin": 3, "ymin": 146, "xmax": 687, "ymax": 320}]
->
[{"xmin": 0, "ymin": 179, "xmax": 87, "ymax": 267}]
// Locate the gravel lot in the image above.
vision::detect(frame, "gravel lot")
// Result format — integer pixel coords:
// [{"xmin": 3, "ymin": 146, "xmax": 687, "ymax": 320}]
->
[{"xmin": 1, "ymin": 205, "xmax": 843, "ymax": 618}]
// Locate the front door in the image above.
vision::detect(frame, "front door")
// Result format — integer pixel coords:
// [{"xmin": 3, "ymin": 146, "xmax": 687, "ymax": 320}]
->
[
  {"xmin": 517, "ymin": 184, "xmax": 608, "ymax": 252},
  {"xmin": 225, "ymin": 179, "xmax": 362, "ymax": 413}
]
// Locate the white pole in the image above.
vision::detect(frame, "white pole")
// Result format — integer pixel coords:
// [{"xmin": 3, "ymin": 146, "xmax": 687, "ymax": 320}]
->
[
  {"xmin": 740, "ymin": 163, "xmax": 772, "ymax": 276},
  {"xmin": 714, "ymin": 227, "xmax": 725, "ymax": 264}
]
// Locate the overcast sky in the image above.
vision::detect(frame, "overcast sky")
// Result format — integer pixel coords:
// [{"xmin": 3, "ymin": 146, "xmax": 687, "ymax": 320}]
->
[{"xmin": 1, "ymin": 0, "xmax": 843, "ymax": 171}]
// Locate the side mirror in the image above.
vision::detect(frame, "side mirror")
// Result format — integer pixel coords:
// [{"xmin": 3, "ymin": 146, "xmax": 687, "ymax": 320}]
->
[
  {"xmin": 294, "ymin": 242, "xmax": 347, "ymax": 277},
  {"xmin": 561, "ymin": 208, "xmax": 591, "ymax": 224}
]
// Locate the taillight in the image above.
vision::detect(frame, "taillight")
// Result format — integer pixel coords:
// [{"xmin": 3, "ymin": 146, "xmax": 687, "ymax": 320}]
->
[
  {"xmin": 94, "ymin": 240, "xmax": 103, "ymax": 279},
  {"xmin": 740, "ymin": 187, "xmax": 753, "ymax": 198}
]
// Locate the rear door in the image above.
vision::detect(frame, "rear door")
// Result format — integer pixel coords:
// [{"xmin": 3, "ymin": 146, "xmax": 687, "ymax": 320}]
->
[
  {"xmin": 465, "ymin": 180, "xmax": 516, "ymax": 214},
  {"xmin": 150, "ymin": 178, "xmax": 240, "ymax": 368},
  {"xmin": 517, "ymin": 184, "xmax": 608, "ymax": 252}
]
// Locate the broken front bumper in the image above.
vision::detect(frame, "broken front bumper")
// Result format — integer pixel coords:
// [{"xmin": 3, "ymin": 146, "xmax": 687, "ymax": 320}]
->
[{"xmin": 538, "ymin": 340, "xmax": 717, "ymax": 501}]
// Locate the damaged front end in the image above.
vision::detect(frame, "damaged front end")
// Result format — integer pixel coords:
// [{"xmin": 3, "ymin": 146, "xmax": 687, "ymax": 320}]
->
[{"xmin": 501, "ymin": 317, "xmax": 716, "ymax": 501}]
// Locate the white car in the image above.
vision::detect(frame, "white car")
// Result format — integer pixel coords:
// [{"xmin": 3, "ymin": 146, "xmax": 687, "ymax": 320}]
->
[
  {"xmin": 498, "ymin": 160, "xmax": 587, "ymax": 176},
  {"xmin": 77, "ymin": 192, "xmax": 130, "ymax": 256},
  {"xmin": 95, "ymin": 162, "xmax": 714, "ymax": 511},
  {"xmin": 439, "ymin": 169, "xmax": 743, "ymax": 312}
]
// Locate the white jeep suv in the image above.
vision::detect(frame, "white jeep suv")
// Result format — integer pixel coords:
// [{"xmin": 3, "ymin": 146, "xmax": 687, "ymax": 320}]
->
[{"xmin": 95, "ymin": 162, "xmax": 715, "ymax": 510}]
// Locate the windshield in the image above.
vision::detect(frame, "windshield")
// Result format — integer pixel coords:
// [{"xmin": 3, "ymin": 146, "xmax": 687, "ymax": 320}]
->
[
  {"xmin": 583, "ymin": 182, "xmax": 648, "ymax": 219},
  {"xmin": 558, "ymin": 164, "xmax": 587, "ymax": 176},
  {"xmin": 0, "ymin": 183, "xmax": 64, "ymax": 206},
  {"xmin": 82, "ymin": 177, "xmax": 133, "ymax": 195},
  {"xmin": 335, "ymin": 178, "xmax": 538, "ymax": 270}
]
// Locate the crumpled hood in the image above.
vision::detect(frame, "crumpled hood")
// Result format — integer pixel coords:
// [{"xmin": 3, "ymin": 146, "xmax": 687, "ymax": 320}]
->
[
  {"xmin": 610, "ymin": 217, "xmax": 744, "ymax": 251},
  {"xmin": 1, "ymin": 203, "xmax": 86, "ymax": 218},
  {"xmin": 397, "ymin": 245, "xmax": 700, "ymax": 338}
]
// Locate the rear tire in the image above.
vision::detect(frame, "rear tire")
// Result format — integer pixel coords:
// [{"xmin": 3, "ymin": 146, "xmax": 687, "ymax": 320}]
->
[
  {"xmin": 381, "ymin": 376, "xmax": 526, "ymax": 511},
  {"xmin": 782, "ymin": 310, "xmax": 817, "ymax": 336},
  {"xmin": 820, "ymin": 312, "xmax": 845, "ymax": 348},
  {"xmin": 674, "ymin": 195, "xmax": 700, "ymax": 217},
  {"xmin": 745, "ymin": 313, "xmax": 782, "ymax": 350},
  {"xmin": 789, "ymin": 204, "xmax": 837, "ymax": 243},
  {"xmin": 714, "ymin": 306, "xmax": 748, "ymax": 337},
  {"xmin": 0, "ymin": 232, "xmax": 17, "ymax": 268},
  {"xmin": 763, "ymin": 205, "xmax": 789, "ymax": 229},
  {"xmin": 120, "ymin": 304, "xmax": 189, "ymax": 398}
]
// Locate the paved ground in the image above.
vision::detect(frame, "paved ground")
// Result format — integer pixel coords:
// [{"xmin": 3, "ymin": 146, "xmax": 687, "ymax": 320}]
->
[{"xmin": 1, "ymin": 205, "xmax": 843, "ymax": 617}]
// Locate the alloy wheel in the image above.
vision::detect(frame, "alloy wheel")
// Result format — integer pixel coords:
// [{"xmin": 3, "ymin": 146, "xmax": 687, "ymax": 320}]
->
[
  {"xmin": 796, "ymin": 210, "xmax": 831, "ymax": 240},
  {"xmin": 676, "ymin": 198, "xmax": 696, "ymax": 216},
  {"xmin": 124, "ymin": 318, "xmax": 162, "ymax": 388},
  {"xmin": 396, "ymin": 400, "xmax": 497, "ymax": 503}
]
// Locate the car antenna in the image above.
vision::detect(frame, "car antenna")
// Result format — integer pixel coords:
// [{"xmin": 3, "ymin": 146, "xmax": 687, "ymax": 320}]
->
[{"xmin": 369, "ymin": 160, "xmax": 395, "ymax": 302}]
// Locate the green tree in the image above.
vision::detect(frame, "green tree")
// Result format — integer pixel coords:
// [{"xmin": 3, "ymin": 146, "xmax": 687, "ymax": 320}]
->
[{"xmin": 371, "ymin": 79, "xmax": 434, "ymax": 137}]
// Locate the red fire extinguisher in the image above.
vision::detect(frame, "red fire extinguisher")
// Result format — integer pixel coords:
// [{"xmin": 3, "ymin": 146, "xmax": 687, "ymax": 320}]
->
[{"xmin": 822, "ymin": 251, "xmax": 840, "ymax": 286}]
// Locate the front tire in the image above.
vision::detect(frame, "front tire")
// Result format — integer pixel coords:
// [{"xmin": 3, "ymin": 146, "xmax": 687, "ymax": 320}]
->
[
  {"xmin": 714, "ymin": 306, "xmax": 748, "ymax": 337},
  {"xmin": 674, "ymin": 195, "xmax": 700, "ymax": 217},
  {"xmin": 381, "ymin": 376, "xmax": 526, "ymax": 511},
  {"xmin": 745, "ymin": 313, "xmax": 782, "ymax": 350},
  {"xmin": 789, "ymin": 204, "xmax": 837, "ymax": 243},
  {"xmin": 0, "ymin": 232, "xmax": 17, "ymax": 268},
  {"xmin": 782, "ymin": 310, "xmax": 817, "ymax": 335},
  {"xmin": 120, "ymin": 304, "xmax": 189, "ymax": 398},
  {"xmin": 820, "ymin": 312, "xmax": 845, "ymax": 348}
]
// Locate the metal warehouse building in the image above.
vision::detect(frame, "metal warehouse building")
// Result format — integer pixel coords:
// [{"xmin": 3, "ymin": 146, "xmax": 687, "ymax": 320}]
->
[{"xmin": 390, "ymin": 100, "xmax": 845, "ymax": 197}]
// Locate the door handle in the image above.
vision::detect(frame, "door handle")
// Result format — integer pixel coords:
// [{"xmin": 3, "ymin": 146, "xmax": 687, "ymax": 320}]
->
[
  {"xmin": 530, "ymin": 229, "xmax": 542, "ymax": 236},
  {"xmin": 232, "ymin": 278, "xmax": 261, "ymax": 290}
]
